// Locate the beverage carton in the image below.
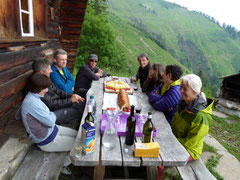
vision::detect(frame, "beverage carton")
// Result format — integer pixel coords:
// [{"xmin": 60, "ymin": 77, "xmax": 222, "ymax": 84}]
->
[
  {"xmin": 134, "ymin": 142, "xmax": 160, "ymax": 158},
  {"xmin": 82, "ymin": 122, "xmax": 95, "ymax": 155}
]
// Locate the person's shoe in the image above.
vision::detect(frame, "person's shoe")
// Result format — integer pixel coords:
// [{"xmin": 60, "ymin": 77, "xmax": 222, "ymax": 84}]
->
[{"xmin": 59, "ymin": 166, "xmax": 75, "ymax": 180}]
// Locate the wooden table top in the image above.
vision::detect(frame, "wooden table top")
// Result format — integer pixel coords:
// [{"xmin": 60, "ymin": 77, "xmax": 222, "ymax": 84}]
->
[{"xmin": 70, "ymin": 77, "xmax": 189, "ymax": 167}]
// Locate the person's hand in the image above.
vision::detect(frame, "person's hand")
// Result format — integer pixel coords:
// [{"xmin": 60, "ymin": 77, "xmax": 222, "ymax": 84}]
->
[
  {"xmin": 155, "ymin": 90, "xmax": 160, "ymax": 95},
  {"xmin": 98, "ymin": 69, "xmax": 103, "ymax": 73},
  {"xmin": 71, "ymin": 94, "xmax": 85, "ymax": 103},
  {"xmin": 130, "ymin": 77, "xmax": 136, "ymax": 83},
  {"xmin": 168, "ymin": 107, "xmax": 173, "ymax": 111},
  {"xmin": 96, "ymin": 69, "xmax": 103, "ymax": 77}
]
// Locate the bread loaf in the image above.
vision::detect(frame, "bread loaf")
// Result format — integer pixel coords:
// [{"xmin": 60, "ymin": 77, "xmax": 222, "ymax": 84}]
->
[{"xmin": 118, "ymin": 89, "xmax": 131, "ymax": 112}]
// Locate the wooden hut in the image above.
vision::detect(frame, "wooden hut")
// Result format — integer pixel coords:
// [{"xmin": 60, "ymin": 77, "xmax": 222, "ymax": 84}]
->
[
  {"xmin": 0, "ymin": 0, "xmax": 88, "ymax": 132},
  {"xmin": 216, "ymin": 73, "xmax": 240, "ymax": 117},
  {"xmin": 0, "ymin": 1, "xmax": 88, "ymax": 177},
  {"xmin": 219, "ymin": 73, "xmax": 240, "ymax": 102}
]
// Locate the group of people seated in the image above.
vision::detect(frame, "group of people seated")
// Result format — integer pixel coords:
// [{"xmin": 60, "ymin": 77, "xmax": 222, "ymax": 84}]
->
[
  {"xmin": 18, "ymin": 49, "xmax": 107, "ymax": 177},
  {"xmin": 131, "ymin": 53, "xmax": 213, "ymax": 179},
  {"xmin": 19, "ymin": 49, "xmax": 213, "ymax": 178}
]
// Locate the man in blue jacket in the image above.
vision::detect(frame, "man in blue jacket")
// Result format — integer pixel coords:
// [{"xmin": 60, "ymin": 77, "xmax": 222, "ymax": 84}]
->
[
  {"xmin": 50, "ymin": 49, "xmax": 75, "ymax": 93},
  {"xmin": 149, "ymin": 64, "xmax": 183, "ymax": 124}
]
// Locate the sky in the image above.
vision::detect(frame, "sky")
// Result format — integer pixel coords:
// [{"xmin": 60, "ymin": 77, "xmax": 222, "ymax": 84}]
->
[{"xmin": 165, "ymin": 0, "xmax": 240, "ymax": 30}]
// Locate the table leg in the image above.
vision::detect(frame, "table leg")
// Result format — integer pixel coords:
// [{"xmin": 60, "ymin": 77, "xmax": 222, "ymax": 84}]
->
[
  {"xmin": 147, "ymin": 166, "xmax": 158, "ymax": 180},
  {"xmin": 124, "ymin": 167, "xmax": 129, "ymax": 178},
  {"xmin": 94, "ymin": 164, "xmax": 105, "ymax": 180}
]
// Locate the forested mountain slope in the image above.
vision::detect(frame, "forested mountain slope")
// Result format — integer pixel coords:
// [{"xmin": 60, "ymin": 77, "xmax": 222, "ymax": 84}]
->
[{"xmin": 107, "ymin": 0, "xmax": 240, "ymax": 94}]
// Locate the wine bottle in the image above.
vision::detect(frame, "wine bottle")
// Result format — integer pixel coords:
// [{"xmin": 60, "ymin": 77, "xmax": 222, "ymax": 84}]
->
[
  {"xmin": 85, "ymin": 105, "xmax": 95, "ymax": 126},
  {"xmin": 142, "ymin": 112, "xmax": 153, "ymax": 143},
  {"xmin": 125, "ymin": 105, "xmax": 136, "ymax": 145}
]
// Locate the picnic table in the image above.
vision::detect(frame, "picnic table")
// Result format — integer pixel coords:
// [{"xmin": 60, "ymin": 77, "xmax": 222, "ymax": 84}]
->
[{"xmin": 70, "ymin": 77, "xmax": 190, "ymax": 180}]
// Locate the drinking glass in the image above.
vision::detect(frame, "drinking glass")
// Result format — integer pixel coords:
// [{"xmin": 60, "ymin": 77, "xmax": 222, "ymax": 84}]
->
[
  {"xmin": 135, "ymin": 103, "xmax": 144, "ymax": 131},
  {"xmin": 133, "ymin": 82, "xmax": 138, "ymax": 91}
]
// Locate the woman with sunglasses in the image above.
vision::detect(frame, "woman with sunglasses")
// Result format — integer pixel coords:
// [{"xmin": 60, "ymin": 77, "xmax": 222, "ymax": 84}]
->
[{"xmin": 74, "ymin": 54, "xmax": 108, "ymax": 97}]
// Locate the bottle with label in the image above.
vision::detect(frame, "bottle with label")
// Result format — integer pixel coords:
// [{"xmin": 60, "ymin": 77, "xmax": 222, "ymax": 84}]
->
[
  {"xmin": 87, "ymin": 95, "xmax": 97, "ymax": 122},
  {"xmin": 85, "ymin": 105, "xmax": 95, "ymax": 126},
  {"xmin": 142, "ymin": 112, "xmax": 153, "ymax": 143},
  {"xmin": 125, "ymin": 105, "xmax": 136, "ymax": 145}
]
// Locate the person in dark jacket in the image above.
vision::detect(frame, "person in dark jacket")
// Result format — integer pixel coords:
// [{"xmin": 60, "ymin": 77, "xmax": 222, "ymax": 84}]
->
[
  {"xmin": 130, "ymin": 53, "xmax": 151, "ymax": 88},
  {"xmin": 74, "ymin": 54, "xmax": 107, "ymax": 97},
  {"xmin": 32, "ymin": 59, "xmax": 85, "ymax": 129},
  {"xmin": 142, "ymin": 63, "xmax": 164, "ymax": 95},
  {"xmin": 148, "ymin": 64, "xmax": 183, "ymax": 124}
]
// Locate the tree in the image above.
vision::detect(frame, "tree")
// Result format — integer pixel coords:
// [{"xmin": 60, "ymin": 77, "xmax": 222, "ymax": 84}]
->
[
  {"xmin": 88, "ymin": 0, "xmax": 108, "ymax": 15},
  {"xmin": 75, "ymin": 4, "xmax": 127, "ymax": 74}
]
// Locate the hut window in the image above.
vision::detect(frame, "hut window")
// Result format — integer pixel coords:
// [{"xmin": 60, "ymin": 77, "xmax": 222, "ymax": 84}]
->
[{"xmin": 19, "ymin": 0, "xmax": 34, "ymax": 37}]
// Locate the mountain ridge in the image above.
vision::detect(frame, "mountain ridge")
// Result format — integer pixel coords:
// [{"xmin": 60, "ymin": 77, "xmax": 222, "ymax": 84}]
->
[{"xmin": 107, "ymin": 0, "xmax": 240, "ymax": 95}]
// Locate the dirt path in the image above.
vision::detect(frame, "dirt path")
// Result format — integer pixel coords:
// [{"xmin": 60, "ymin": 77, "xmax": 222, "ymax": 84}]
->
[{"xmin": 201, "ymin": 110, "xmax": 240, "ymax": 180}]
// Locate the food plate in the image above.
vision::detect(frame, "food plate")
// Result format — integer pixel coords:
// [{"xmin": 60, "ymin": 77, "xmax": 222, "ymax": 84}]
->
[
  {"xmin": 112, "ymin": 77, "xmax": 119, "ymax": 80},
  {"xmin": 104, "ymin": 81, "xmax": 133, "ymax": 94},
  {"xmin": 101, "ymin": 114, "xmax": 157, "ymax": 137},
  {"xmin": 121, "ymin": 110, "xmax": 130, "ymax": 115}
]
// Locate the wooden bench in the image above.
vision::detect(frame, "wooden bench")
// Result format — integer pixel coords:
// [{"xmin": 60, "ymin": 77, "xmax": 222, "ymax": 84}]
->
[
  {"xmin": 177, "ymin": 157, "xmax": 216, "ymax": 180},
  {"xmin": 12, "ymin": 144, "xmax": 67, "ymax": 180}
]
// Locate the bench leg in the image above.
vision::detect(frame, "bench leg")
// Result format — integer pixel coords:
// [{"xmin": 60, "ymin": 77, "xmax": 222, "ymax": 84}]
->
[
  {"xmin": 94, "ymin": 165, "xmax": 105, "ymax": 180},
  {"xmin": 147, "ymin": 166, "xmax": 158, "ymax": 180}
]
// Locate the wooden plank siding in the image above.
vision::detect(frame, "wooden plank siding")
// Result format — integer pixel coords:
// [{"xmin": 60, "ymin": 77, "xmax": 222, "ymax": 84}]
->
[
  {"xmin": 59, "ymin": 0, "xmax": 88, "ymax": 72},
  {"xmin": 0, "ymin": 0, "xmax": 20, "ymax": 39},
  {"xmin": 0, "ymin": 0, "xmax": 88, "ymax": 130}
]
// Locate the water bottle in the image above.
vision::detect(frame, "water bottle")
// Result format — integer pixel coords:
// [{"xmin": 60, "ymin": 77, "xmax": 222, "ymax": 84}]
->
[
  {"xmin": 102, "ymin": 110, "xmax": 118, "ymax": 150},
  {"xmin": 87, "ymin": 95, "xmax": 97, "ymax": 123}
]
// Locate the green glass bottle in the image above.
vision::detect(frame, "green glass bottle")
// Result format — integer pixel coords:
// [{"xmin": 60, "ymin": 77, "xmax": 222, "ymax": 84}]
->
[
  {"xmin": 143, "ymin": 112, "xmax": 153, "ymax": 143},
  {"xmin": 85, "ymin": 105, "xmax": 95, "ymax": 126}
]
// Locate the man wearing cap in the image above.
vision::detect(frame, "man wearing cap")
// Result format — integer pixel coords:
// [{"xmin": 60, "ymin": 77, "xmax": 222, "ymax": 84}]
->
[{"xmin": 74, "ymin": 54, "xmax": 107, "ymax": 97}]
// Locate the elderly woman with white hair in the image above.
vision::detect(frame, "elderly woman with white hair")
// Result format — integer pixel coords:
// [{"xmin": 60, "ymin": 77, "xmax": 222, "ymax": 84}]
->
[
  {"xmin": 171, "ymin": 74, "xmax": 214, "ymax": 160},
  {"xmin": 157, "ymin": 74, "xmax": 214, "ymax": 179}
]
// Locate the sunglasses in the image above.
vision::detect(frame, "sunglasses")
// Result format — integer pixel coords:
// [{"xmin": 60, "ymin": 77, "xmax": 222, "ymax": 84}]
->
[{"xmin": 89, "ymin": 59, "xmax": 98, "ymax": 63}]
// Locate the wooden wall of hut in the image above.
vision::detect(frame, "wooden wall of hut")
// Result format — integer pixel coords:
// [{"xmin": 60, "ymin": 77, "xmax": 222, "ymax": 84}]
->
[
  {"xmin": 220, "ymin": 74, "xmax": 240, "ymax": 102},
  {"xmin": 0, "ymin": 0, "xmax": 88, "ymax": 133}
]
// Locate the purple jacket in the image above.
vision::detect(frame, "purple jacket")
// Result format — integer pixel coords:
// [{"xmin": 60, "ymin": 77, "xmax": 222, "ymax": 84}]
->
[{"xmin": 148, "ymin": 84, "xmax": 181, "ymax": 123}]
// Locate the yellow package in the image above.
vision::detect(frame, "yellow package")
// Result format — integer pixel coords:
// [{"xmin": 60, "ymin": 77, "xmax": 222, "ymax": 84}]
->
[
  {"xmin": 135, "ymin": 142, "xmax": 160, "ymax": 158},
  {"xmin": 82, "ymin": 122, "xmax": 95, "ymax": 155}
]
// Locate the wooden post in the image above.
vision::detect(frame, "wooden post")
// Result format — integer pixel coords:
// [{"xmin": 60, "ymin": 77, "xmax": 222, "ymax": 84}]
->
[
  {"xmin": 147, "ymin": 166, "xmax": 158, "ymax": 180},
  {"xmin": 93, "ymin": 164, "xmax": 105, "ymax": 180},
  {"xmin": 94, "ymin": 139, "xmax": 105, "ymax": 180}
]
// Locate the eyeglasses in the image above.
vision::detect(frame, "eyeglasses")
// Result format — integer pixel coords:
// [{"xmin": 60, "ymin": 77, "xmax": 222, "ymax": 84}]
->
[{"xmin": 89, "ymin": 59, "xmax": 98, "ymax": 63}]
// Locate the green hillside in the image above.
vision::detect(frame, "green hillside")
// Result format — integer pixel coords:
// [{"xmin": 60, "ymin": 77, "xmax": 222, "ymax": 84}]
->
[
  {"xmin": 108, "ymin": 13, "xmax": 190, "ymax": 75},
  {"xmin": 107, "ymin": 0, "xmax": 240, "ymax": 94}
]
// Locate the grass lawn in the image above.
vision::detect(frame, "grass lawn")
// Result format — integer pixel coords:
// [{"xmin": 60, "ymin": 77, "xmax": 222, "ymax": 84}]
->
[{"xmin": 210, "ymin": 114, "xmax": 240, "ymax": 162}]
